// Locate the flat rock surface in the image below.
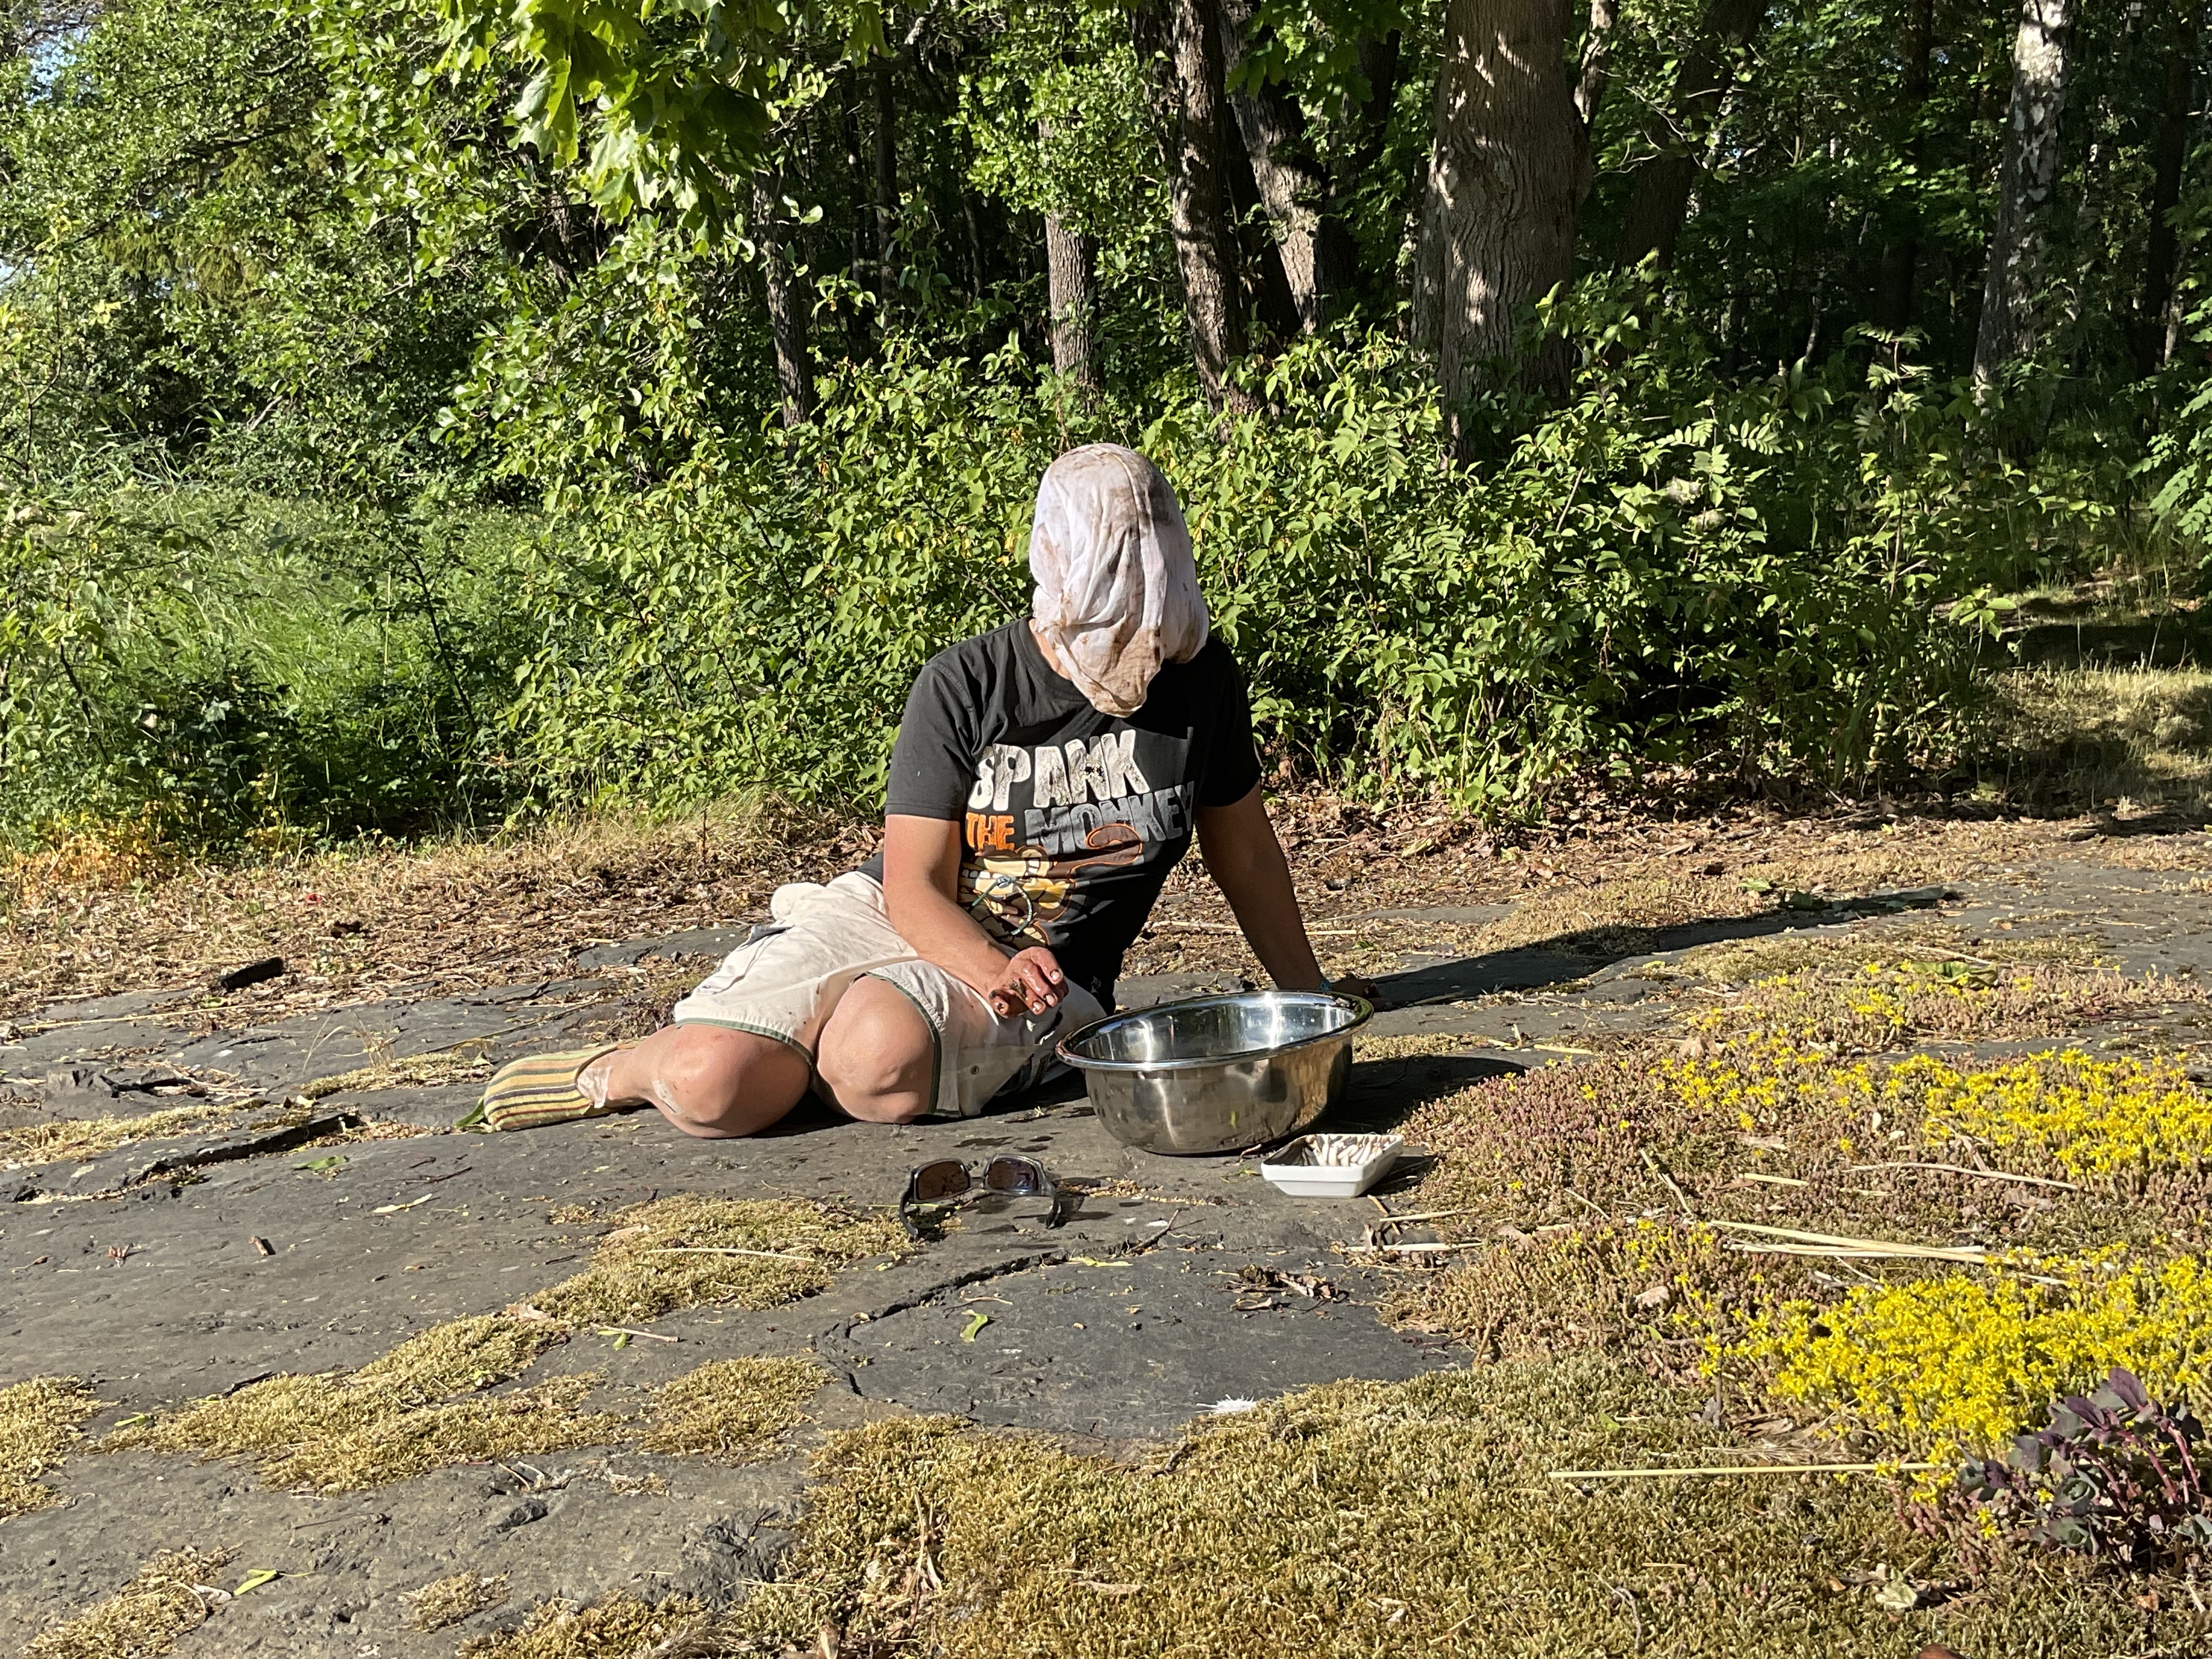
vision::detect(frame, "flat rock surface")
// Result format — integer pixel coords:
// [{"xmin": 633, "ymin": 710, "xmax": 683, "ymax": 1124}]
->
[{"xmin": 9, "ymin": 832, "xmax": 2212, "ymax": 1652}]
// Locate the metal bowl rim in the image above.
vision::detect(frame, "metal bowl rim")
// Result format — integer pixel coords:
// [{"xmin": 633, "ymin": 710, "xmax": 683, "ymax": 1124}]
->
[{"xmin": 1056, "ymin": 990, "xmax": 1374, "ymax": 1074}]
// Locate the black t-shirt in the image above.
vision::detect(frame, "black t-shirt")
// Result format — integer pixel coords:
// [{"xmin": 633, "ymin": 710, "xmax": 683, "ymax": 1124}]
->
[{"xmin": 857, "ymin": 620, "xmax": 1262, "ymax": 1001}]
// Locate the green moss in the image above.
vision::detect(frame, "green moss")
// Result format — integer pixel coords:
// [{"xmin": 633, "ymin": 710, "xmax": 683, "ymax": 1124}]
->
[
  {"xmin": 639, "ymin": 1356, "xmax": 825, "ymax": 1464},
  {"xmin": 533, "ymin": 1196, "xmax": 910, "ymax": 1325},
  {"xmin": 729, "ymin": 1359, "xmax": 2189, "ymax": 1658}
]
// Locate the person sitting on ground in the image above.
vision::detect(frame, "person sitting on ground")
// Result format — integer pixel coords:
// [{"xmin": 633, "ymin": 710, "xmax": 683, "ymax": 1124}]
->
[{"xmin": 472, "ymin": 443, "xmax": 1355, "ymax": 1137}]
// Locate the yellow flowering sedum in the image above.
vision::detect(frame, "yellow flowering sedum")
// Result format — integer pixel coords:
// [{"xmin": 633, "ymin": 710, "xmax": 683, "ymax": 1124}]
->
[
  {"xmin": 1889, "ymin": 1049, "xmax": 2212, "ymax": 1181},
  {"xmin": 1730, "ymin": 1251, "xmax": 2212, "ymax": 1464},
  {"xmin": 1654, "ymin": 1029, "xmax": 2212, "ymax": 1184}
]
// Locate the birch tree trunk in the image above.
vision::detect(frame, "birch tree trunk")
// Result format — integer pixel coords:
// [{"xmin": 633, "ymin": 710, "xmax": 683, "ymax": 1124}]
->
[
  {"xmin": 1972, "ymin": 0, "xmax": 2074, "ymax": 398},
  {"xmin": 1411, "ymin": 0, "xmax": 1583, "ymax": 423},
  {"xmin": 1611, "ymin": 0, "xmax": 1767, "ymax": 268},
  {"xmin": 1160, "ymin": 0, "xmax": 1250, "ymax": 409},
  {"xmin": 751, "ymin": 174, "xmax": 816, "ymax": 427}
]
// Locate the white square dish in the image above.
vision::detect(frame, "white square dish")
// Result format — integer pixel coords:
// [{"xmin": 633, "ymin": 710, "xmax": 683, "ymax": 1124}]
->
[{"xmin": 1260, "ymin": 1133, "xmax": 1404, "ymax": 1199}]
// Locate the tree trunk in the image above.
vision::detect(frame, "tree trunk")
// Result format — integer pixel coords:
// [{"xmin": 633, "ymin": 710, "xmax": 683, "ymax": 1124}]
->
[
  {"xmin": 2136, "ymin": 0, "xmax": 2198, "ymax": 376},
  {"xmin": 1412, "ymin": 0, "xmax": 1584, "ymax": 422},
  {"xmin": 961, "ymin": 191, "xmax": 988, "ymax": 300},
  {"xmin": 1040, "ymin": 112, "xmax": 1100, "ymax": 388},
  {"xmin": 751, "ymin": 174, "xmax": 816, "ymax": 428},
  {"xmin": 1972, "ymin": 0, "xmax": 2074, "ymax": 397},
  {"xmin": 1876, "ymin": 0, "xmax": 1934, "ymax": 330},
  {"xmin": 1043, "ymin": 213, "xmax": 1098, "ymax": 384},
  {"xmin": 1611, "ymin": 0, "xmax": 1767, "ymax": 269},
  {"xmin": 1222, "ymin": 0, "xmax": 1349, "ymax": 334},
  {"xmin": 1575, "ymin": 0, "xmax": 1616, "ymax": 134},
  {"xmin": 1571, "ymin": 0, "xmax": 1617, "ymax": 207},
  {"xmin": 873, "ymin": 57, "xmax": 900, "ymax": 303},
  {"xmin": 1347, "ymin": 31, "xmax": 1400, "ymax": 174},
  {"xmin": 1153, "ymin": 0, "xmax": 1251, "ymax": 409}
]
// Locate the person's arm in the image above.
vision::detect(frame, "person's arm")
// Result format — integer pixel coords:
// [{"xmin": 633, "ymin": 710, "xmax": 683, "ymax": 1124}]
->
[
  {"xmin": 1194, "ymin": 785, "xmax": 1326, "ymax": 992},
  {"xmin": 879, "ymin": 814, "xmax": 1069, "ymax": 1017}
]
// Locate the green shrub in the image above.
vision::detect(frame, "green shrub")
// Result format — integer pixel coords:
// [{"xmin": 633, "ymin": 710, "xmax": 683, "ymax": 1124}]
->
[
  {"xmin": 1, "ymin": 287, "xmax": 2122, "ymax": 848},
  {"xmin": 0, "ymin": 483, "xmax": 529, "ymax": 849},
  {"xmin": 500, "ymin": 287, "xmax": 2086, "ymax": 816}
]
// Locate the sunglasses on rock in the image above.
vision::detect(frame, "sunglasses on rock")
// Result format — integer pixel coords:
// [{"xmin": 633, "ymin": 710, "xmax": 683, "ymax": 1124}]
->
[{"xmin": 899, "ymin": 1155, "xmax": 1065, "ymax": 1235}]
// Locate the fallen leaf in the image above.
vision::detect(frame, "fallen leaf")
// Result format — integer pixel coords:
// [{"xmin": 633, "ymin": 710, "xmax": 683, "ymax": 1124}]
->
[
  {"xmin": 233, "ymin": 1570, "xmax": 281, "ymax": 1595},
  {"xmin": 960, "ymin": 1311, "xmax": 990, "ymax": 1342}
]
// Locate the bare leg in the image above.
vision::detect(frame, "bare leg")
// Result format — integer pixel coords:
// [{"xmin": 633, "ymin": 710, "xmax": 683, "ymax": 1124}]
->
[
  {"xmin": 815, "ymin": 977, "xmax": 936, "ymax": 1124},
  {"xmin": 583, "ymin": 1024, "xmax": 811, "ymax": 1139}
]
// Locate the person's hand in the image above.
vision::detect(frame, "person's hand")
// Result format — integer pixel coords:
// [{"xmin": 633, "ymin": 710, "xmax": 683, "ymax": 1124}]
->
[
  {"xmin": 986, "ymin": 947, "xmax": 1068, "ymax": 1018},
  {"xmin": 1326, "ymin": 972, "xmax": 1381, "ymax": 1005}
]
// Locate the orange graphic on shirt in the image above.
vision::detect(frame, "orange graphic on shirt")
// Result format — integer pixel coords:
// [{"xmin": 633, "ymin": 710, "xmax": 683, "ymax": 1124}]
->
[{"xmin": 960, "ymin": 822, "xmax": 1144, "ymax": 945}]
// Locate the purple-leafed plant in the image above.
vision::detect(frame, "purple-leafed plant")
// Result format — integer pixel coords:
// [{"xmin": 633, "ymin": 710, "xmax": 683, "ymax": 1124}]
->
[{"xmin": 1961, "ymin": 1368, "xmax": 2212, "ymax": 1568}]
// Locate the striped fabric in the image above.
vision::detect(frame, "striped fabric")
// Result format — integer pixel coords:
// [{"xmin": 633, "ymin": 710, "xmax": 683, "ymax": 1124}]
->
[{"xmin": 466, "ymin": 1045, "xmax": 627, "ymax": 1132}]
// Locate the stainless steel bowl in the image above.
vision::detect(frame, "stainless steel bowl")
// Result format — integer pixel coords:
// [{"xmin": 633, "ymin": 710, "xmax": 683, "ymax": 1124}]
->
[{"xmin": 1056, "ymin": 990, "xmax": 1373, "ymax": 1155}]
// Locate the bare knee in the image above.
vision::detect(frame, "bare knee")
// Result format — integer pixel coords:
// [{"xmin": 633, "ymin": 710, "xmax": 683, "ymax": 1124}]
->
[
  {"xmin": 817, "ymin": 983, "xmax": 934, "ymax": 1125},
  {"xmin": 627, "ymin": 1025, "xmax": 808, "ymax": 1138}
]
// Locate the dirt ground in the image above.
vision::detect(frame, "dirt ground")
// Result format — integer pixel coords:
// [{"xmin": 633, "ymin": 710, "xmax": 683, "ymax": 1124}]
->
[{"xmin": 4, "ymin": 799, "xmax": 2211, "ymax": 1657}]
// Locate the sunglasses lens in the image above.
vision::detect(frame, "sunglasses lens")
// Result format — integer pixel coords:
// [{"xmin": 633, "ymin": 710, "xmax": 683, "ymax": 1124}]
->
[
  {"xmin": 910, "ymin": 1161, "xmax": 970, "ymax": 1202},
  {"xmin": 985, "ymin": 1156, "xmax": 1047, "ymax": 1195}
]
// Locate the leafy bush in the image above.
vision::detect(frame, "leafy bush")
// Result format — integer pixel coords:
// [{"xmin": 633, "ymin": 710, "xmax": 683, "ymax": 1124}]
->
[
  {"xmin": 0, "ymin": 482, "xmax": 529, "ymax": 849},
  {"xmin": 1, "ymin": 285, "xmax": 2129, "ymax": 848},
  {"xmin": 499, "ymin": 286, "xmax": 2095, "ymax": 821}
]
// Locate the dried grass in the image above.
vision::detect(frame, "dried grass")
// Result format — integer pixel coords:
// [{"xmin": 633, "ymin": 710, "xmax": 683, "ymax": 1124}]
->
[
  {"xmin": 7, "ymin": 786, "xmax": 2187, "ymax": 1054},
  {"xmin": 1382, "ymin": 1221, "xmax": 1816, "ymax": 1378},
  {"xmin": 0, "ymin": 1376, "xmax": 103, "ymax": 1519},
  {"xmin": 23, "ymin": 1548, "xmax": 233, "ymax": 1659},
  {"xmin": 111, "ymin": 1314, "xmax": 620, "ymax": 1493},
  {"xmin": 408, "ymin": 1572, "xmax": 512, "ymax": 1632},
  {"xmin": 534, "ymin": 1197, "xmax": 910, "ymax": 1325},
  {"xmin": 1674, "ymin": 922, "xmax": 2098, "ymax": 986},
  {"xmin": 0, "ymin": 802, "xmax": 875, "ymax": 1024},
  {"xmin": 1130, "ymin": 805, "xmax": 2132, "ymax": 987},
  {"xmin": 1352, "ymin": 1032, "xmax": 1493, "ymax": 1062},
  {"xmin": 1987, "ymin": 665, "xmax": 2212, "ymax": 812},
  {"xmin": 455, "ymin": 1592, "xmax": 720, "ymax": 1659},
  {"xmin": 1705, "ymin": 958, "xmax": 2210, "ymax": 1053},
  {"xmin": 1, "ymin": 1099, "xmax": 248, "ymax": 1171},
  {"xmin": 297, "ymin": 1047, "xmax": 493, "ymax": 1098},
  {"xmin": 638, "ymin": 1357, "xmax": 825, "ymax": 1464},
  {"xmin": 0, "ymin": 1095, "xmax": 427, "ymax": 1173},
  {"xmin": 718, "ymin": 1358, "xmax": 2176, "ymax": 1658}
]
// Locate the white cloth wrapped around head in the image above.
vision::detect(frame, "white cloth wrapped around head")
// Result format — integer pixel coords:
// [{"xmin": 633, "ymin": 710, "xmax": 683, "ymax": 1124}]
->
[{"xmin": 1028, "ymin": 444, "xmax": 1210, "ymax": 716}]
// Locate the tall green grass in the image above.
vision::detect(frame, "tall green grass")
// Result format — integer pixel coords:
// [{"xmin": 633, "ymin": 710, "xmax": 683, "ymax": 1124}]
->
[{"xmin": 0, "ymin": 486, "xmax": 534, "ymax": 849}]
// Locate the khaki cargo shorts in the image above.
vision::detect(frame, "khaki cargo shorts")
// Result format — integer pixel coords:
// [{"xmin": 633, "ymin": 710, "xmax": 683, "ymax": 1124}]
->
[{"xmin": 669, "ymin": 871, "xmax": 1105, "ymax": 1119}]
